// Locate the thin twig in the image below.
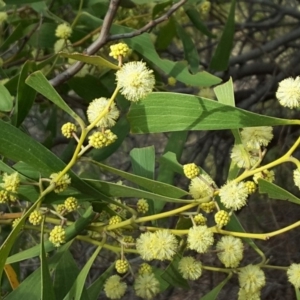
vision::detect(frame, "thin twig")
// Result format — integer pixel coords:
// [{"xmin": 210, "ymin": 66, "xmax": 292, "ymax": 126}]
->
[
  {"xmin": 49, "ymin": 0, "xmax": 188, "ymax": 87},
  {"xmin": 109, "ymin": 0, "xmax": 188, "ymax": 41},
  {"xmin": 49, "ymin": 0, "xmax": 121, "ymax": 87}
]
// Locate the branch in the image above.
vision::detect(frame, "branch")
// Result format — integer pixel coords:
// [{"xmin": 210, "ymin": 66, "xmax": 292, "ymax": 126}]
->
[
  {"xmin": 230, "ymin": 26, "xmax": 300, "ymax": 66},
  {"xmin": 108, "ymin": 0, "xmax": 188, "ymax": 41},
  {"xmin": 50, "ymin": 0, "xmax": 121, "ymax": 87}
]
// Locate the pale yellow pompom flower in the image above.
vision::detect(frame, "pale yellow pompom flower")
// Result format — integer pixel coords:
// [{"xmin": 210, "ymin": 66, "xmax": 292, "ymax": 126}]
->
[
  {"xmin": 276, "ymin": 76, "xmax": 300, "ymax": 108},
  {"xmin": 136, "ymin": 230, "xmax": 178, "ymax": 261},
  {"xmin": 55, "ymin": 23, "xmax": 72, "ymax": 39},
  {"xmin": 230, "ymin": 145, "xmax": 259, "ymax": 169},
  {"xmin": 152, "ymin": 230, "xmax": 178, "ymax": 260},
  {"xmin": 241, "ymin": 126, "xmax": 273, "ymax": 150},
  {"xmin": 104, "ymin": 275, "xmax": 127, "ymax": 299},
  {"xmin": 287, "ymin": 263, "xmax": 300, "ymax": 288},
  {"xmin": 136, "ymin": 232, "xmax": 156, "ymax": 261},
  {"xmin": 293, "ymin": 169, "xmax": 300, "ymax": 190},
  {"xmin": 238, "ymin": 288, "xmax": 261, "ymax": 300},
  {"xmin": 49, "ymin": 172, "xmax": 71, "ymax": 193},
  {"xmin": 238, "ymin": 264, "xmax": 266, "ymax": 293},
  {"xmin": 134, "ymin": 273, "xmax": 160, "ymax": 300},
  {"xmin": 87, "ymin": 97, "xmax": 119, "ymax": 128},
  {"xmin": 116, "ymin": 61, "xmax": 155, "ymax": 102},
  {"xmin": 178, "ymin": 256, "xmax": 202, "ymax": 280},
  {"xmin": 253, "ymin": 169, "xmax": 275, "ymax": 184},
  {"xmin": 187, "ymin": 225, "xmax": 214, "ymax": 253},
  {"xmin": 216, "ymin": 236, "xmax": 244, "ymax": 268},
  {"xmin": 219, "ymin": 181, "xmax": 248, "ymax": 211},
  {"xmin": 189, "ymin": 174, "xmax": 215, "ymax": 199}
]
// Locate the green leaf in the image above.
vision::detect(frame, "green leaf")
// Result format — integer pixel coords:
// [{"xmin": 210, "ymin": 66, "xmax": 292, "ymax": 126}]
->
[
  {"xmin": 87, "ymin": 265, "xmax": 114, "ymax": 300},
  {"xmin": 85, "ymin": 159, "xmax": 187, "ymax": 198},
  {"xmin": 25, "ymin": 71, "xmax": 82, "ymax": 122},
  {"xmin": 185, "ymin": 7, "xmax": 216, "ymax": 38},
  {"xmin": 5, "ymin": 242, "xmax": 73, "ymax": 299},
  {"xmin": 258, "ymin": 179, "xmax": 300, "ymax": 204},
  {"xmin": 156, "ymin": 132, "xmax": 188, "ymax": 213},
  {"xmin": 7, "ymin": 207, "xmax": 96, "ymax": 264},
  {"xmin": 161, "ymin": 255, "xmax": 189, "ymax": 289},
  {"xmin": 53, "ymin": 250, "xmax": 82, "ymax": 300},
  {"xmin": 214, "ymin": 77, "xmax": 235, "ymax": 106},
  {"xmin": 6, "ymin": 0, "xmax": 42, "ymax": 3},
  {"xmin": 0, "ymin": 200, "xmax": 39, "ymax": 289},
  {"xmin": 59, "ymin": 52, "xmax": 120, "ymax": 70},
  {"xmin": 14, "ymin": 61, "xmax": 37, "ymax": 126},
  {"xmin": 295, "ymin": 286, "xmax": 300, "ymax": 300},
  {"xmin": 130, "ymin": 146, "xmax": 155, "ymax": 180},
  {"xmin": 85, "ymin": 179, "xmax": 188, "ymax": 204},
  {"xmin": 176, "ymin": 22, "xmax": 199, "ymax": 74},
  {"xmin": 121, "ymin": 32, "xmax": 221, "ymax": 87},
  {"xmin": 159, "ymin": 151, "xmax": 184, "ymax": 175},
  {"xmin": 0, "ymin": 83, "xmax": 13, "ymax": 112},
  {"xmin": 40, "ymin": 219, "xmax": 56, "ymax": 300},
  {"xmin": 214, "ymin": 78, "xmax": 245, "ymax": 174},
  {"xmin": 209, "ymin": 0, "xmax": 236, "ymax": 71},
  {"xmin": 0, "ymin": 22, "xmax": 24, "ymax": 51},
  {"xmin": 64, "ymin": 246, "xmax": 103, "ymax": 300},
  {"xmin": 201, "ymin": 274, "xmax": 232, "ymax": 300},
  {"xmin": 155, "ymin": 17, "xmax": 176, "ymax": 51},
  {"xmin": 127, "ymin": 92, "xmax": 299, "ymax": 134},
  {"xmin": 0, "ymin": 119, "xmax": 110, "ymax": 201}
]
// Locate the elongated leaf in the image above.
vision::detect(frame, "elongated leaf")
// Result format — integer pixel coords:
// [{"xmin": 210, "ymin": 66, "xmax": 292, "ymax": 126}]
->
[
  {"xmin": 258, "ymin": 179, "xmax": 300, "ymax": 204},
  {"xmin": 155, "ymin": 17, "xmax": 176, "ymax": 50},
  {"xmin": 85, "ymin": 179, "xmax": 188, "ymax": 204},
  {"xmin": 40, "ymin": 219, "xmax": 56, "ymax": 300},
  {"xmin": 59, "ymin": 52, "xmax": 119, "ymax": 70},
  {"xmin": 130, "ymin": 146, "xmax": 155, "ymax": 180},
  {"xmin": 201, "ymin": 274, "xmax": 232, "ymax": 300},
  {"xmin": 214, "ymin": 77, "xmax": 235, "ymax": 106},
  {"xmin": 25, "ymin": 71, "xmax": 82, "ymax": 122},
  {"xmin": 127, "ymin": 93, "xmax": 299, "ymax": 133},
  {"xmin": 159, "ymin": 152, "xmax": 184, "ymax": 175},
  {"xmin": 64, "ymin": 246, "xmax": 103, "ymax": 300},
  {"xmin": 14, "ymin": 61, "xmax": 37, "ymax": 126},
  {"xmin": 7, "ymin": 207, "xmax": 96, "ymax": 264},
  {"xmin": 161, "ymin": 255, "xmax": 189, "ymax": 289},
  {"xmin": 87, "ymin": 265, "xmax": 114, "ymax": 300},
  {"xmin": 214, "ymin": 78, "xmax": 245, "ymax": 175},
  {"xmin": 5, "ymin": 242, "xmax": 73, "ymax": 299},
  {"xmin": 53, "ymin": 250, "xmax": 82, "ymax": 300},
  {"xmin": 6, "ymin": 0, "xmax": 41, "ymax": 3},
  {"xmin": 210, "ymin": 0, "xmax": 236, "ymax": 71},
  {"xmin": 0, "ymin": 200, "xmax": 39, "ymax": 288},
  {"xmin": 176, "ymin": 22, "xmax": 199, "ymax": 74},
  {"xmin": 156, "ymin": 132, "xmax": 188, "ymax": 213},
  {"xmin": 0, "ymin": 23, "xmax": 25, "ymax": 51},
  {"xmin": 295, "ymin": 286, "xmax": 300, "ymax": 300},
  {"xmin": 84, "ymin": 159, "xmax": 187, "ymax": 198},
  {"xmin": 0, "ymin": 119, "xmax": 111, "ymax": 201},
  {"xmin": 0, "ymin": 83, "xmax": 13, "ymax": 112},
  {"xmin": 4, "ymin": 265, "xmax": 19, "ymax": 290},
  {"xmin": 185, "ymin": 7, "xmax": 215, "ymax": 38},
  {"xmin": 117, "ymin": 31, "xmax": 221, "ymax": 87}
]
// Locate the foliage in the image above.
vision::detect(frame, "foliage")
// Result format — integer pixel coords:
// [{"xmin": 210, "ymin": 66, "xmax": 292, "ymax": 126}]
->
[{"xmin": 0, "ymin": 0, "xmax": 300, "ymax": 299}]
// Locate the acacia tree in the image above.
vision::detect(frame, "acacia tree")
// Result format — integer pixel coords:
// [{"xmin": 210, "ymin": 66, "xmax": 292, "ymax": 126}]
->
[{"xmin": 1, "ymin": 0, "xmax": 300, "ymax": 299}]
